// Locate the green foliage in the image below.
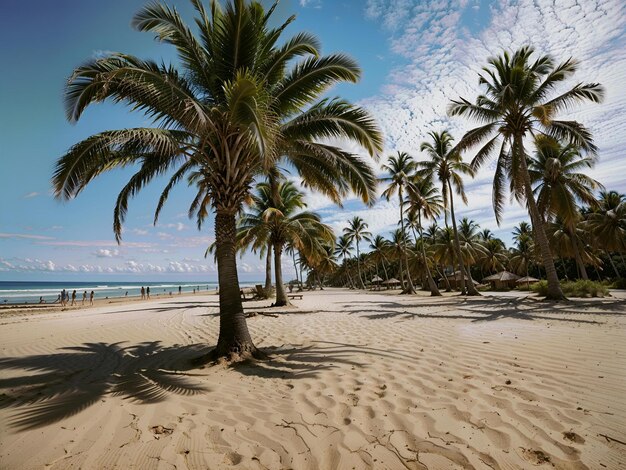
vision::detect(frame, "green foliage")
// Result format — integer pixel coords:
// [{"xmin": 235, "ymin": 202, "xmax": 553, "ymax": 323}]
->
[{"xmin": 530, "ymin": 279, "xmax": 609, "ymax": 298}]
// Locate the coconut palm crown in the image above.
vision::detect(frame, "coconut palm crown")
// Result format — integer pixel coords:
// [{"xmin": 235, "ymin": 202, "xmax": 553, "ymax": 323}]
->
[
  {"xmin": 52, "ymin": 0, "xmax": 382, "ymax": 358},
  {"xmin": 449, "ymin": 46, "xmax": 604, "ymax": 300}
]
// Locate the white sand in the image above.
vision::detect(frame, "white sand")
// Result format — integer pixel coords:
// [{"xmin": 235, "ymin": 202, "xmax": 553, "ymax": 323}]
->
[{"xmin": 1, "ymin": 288, "xmax": 625, "ymax": 469}]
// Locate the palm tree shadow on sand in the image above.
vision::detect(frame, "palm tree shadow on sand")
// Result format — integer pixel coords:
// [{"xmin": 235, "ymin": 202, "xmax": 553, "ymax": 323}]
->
[{"xmin": 0, "ymin": 341, "xmax": 211, "ymax": 431}]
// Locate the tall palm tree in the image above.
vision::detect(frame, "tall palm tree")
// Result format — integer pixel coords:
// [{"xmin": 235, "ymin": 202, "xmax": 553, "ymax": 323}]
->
[
  {"xmin": 417, "ymin": 131, "xmax": 479, "ymax": 295},
  {"xmin": 528, "ymin": 135, "xmax": 602, "ymax": 279},
  {"xmin": 334, "ymin": 234, "xmax": 356, "ymax": 288},
  {"xmin": 343, "ymin": 216, "xmax": 371, "ymax": 289},
  {"xmin": 53, "ymin": 0, "xmax": 382, "ymax": 359},
  {"xmin": 406, "ymin": 175, "xmax": 443, "ymax": 295},
  {"xmin": 238, "ymin": 180, "xmax": 334, "ymax": 306},
  {"xmin": 449, "ymin": 46, "xmax": 604, "ymax": 300},
  {"xmin": 380, "ymin": 151, "xmax": 417, "ymax": 293}
]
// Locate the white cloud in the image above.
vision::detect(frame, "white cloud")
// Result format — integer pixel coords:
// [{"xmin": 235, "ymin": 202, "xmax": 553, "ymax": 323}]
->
[
  {"xmin": 159, "ymin": 222, "xmax": 189, "ymax": 231},
  {"xmin": 335, "ymin": 0, "xmax": 626, "ymax": 246},
  {"xmin": 94, "ymin": 248, "xmax": 120, "ymax": 258},
  {"xmin": 300, "ymin": 0, "xmax": 322, "ymax": 8},
  {"xmin": 23, "ymin": 192, "xmax": 40, "ymax": 199},
  {"xmin": 0, "ymin": 257, "xmax": 216, "ymax": 275}
]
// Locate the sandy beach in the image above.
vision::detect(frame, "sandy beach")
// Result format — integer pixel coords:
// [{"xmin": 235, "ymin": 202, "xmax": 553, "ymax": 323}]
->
[{"xmin": 1, "ymin": 288, "xmax": 625, "ymax": 469}]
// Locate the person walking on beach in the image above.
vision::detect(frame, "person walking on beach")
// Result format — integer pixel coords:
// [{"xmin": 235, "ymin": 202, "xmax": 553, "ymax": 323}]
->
[
  {"xmin": 71, "ymin": 290, "xmax": 76, "ymax": 306},
  {"xmin": 89, "ymin": 290, "xmax": 94, "ymax": 306},
  {"xmin": 140, "ymin": 286, "xmax": 145, "ymax": 300},
  {"xmin": 178, "ymin": 285, "xmax": 182, "ymax": 295},
  {"xmin": 146, "ymin": 286, "xmax": 150, "ymax": 299},
  {"xmin": 61, "ymin": 289, "xmax": 66, "ymax": 307},
  {"xmin": 82, "ymin": 291, "xmax": 87, "ymax": 305}
]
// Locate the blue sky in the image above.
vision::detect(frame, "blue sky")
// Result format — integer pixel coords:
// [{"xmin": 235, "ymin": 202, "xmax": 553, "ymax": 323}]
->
[{"xmin": 1, "ymin": 0, "xmax": 624, "ymax": 281}]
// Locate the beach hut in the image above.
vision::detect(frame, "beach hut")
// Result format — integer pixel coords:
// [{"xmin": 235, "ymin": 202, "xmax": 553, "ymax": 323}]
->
[
  {"xmin": 516, "ymin": 276, "xmax": 540, "ymax": 289},
  {"xmin": 483, "ymin": 271, "xmax": 520, "ymax": 290},
  {"xmin": 382, "ymin": 278, "xmax": 401, "ymax": 290},
  {"xmin": 438, "ymin": 270, "xmax": 477, "ymax": 290},
  {"xmin": 371, "ymin": 275, "xmax": 383, "ymax": 290}
]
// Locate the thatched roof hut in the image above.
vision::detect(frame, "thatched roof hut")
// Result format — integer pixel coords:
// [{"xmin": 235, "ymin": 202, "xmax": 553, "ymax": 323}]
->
[
  {"xmin": 483, "ymin": 271, "xmax": 520, "ymax": 289},
  {"xmin": 382, "ymin": 278, "xmax": 401, "ymax": 289}
]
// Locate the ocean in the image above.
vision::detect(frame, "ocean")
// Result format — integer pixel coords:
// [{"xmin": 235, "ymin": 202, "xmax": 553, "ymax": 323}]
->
[{"xmin": 0, "ymin": 280, "xmax": 230, "ymax": 304}]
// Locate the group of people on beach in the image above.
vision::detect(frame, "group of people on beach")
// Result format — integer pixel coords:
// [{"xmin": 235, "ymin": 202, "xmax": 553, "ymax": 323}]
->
[
  {"xmin": 140, "ymin": 286, "xmax": 151, "ymax": 300},
  {"xmin": 53, "ymin": 289, "xmax": 94, "ymax": 307}
]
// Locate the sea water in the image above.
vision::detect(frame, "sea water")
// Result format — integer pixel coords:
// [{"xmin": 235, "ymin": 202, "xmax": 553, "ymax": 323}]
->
[{"xmin": 0, "ymin": 281, "xmax": 224, "ymax": 304}]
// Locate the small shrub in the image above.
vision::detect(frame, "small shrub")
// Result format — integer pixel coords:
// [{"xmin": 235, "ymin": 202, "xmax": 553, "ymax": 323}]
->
[
  {"xmin": 530, "ymin": 280, "xmax": 549, "ymax": 296},
  {"xmin": 564, "ymin": 280, "xmax": 609, "ymax": 298},
  {"xmin": 531, "ymin": 279, "xmax": 609, "ymax": 298},
  {"xmin": 609, "ymin": 278, "xmax": 626, "ymax": 289}
]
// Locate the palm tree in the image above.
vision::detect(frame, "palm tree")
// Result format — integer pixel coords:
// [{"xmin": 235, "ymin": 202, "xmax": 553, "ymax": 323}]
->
[
  {"xmin": 53, "ymin": 0, "xmax": 382, "ymax": 359},
  {"xmin": 380, "ymin": 151, "xmax": 418, "ymax": 293},
  {"xmin": 343, "ymin": 216, "xmax": 371, "ymax": 289},
  {"xmin": 546, "ymin": 216, "xmax": 599, "ymax": 279},
  {"xmin": 449, "ymin": 46, "xmax": 604, "ymax": 300},
  {"xmin": 480, "ymin": 229, "xmax": 494, "ymax": 241},
  {"xmin": 389, "ymin": 229, "xmax": 412, "ymax": 286},
  {"xmin": 369, "ymin": 235, "xmax": 391, "ymax": 281},
  {"xmin": 528, "ymin": 135, "xmax": 602, "ymax": 279},
  {"xmin": 406, "ymin": 175, "xmax": 443, "ymax": 295},
  {"xmin": 584, "ymin": 190, "xmax": 626, "ymax": 277},
  {"xmin": 510, "ymin": 235, "xmax": 535, "ymax": 278},
  {"xmin": 417, "ymin": 131, "xmax": 479, "ymax": 295},
  {"xmin": 334, "ymin": 235, "xmax": 356, "ymax": 288},
  {"xmin": 458, "ymin": 217, "xmax": 485, "ymax": 275},
  {"xmin": 479, "ymin": 238, "xmax": 508, "ymax": 275},
  {"xmin": 304, "ymin": 243, "xmax": 338, "ymax": 290},
  {"xmin": 238, "ymin": 180, "xmax": 334, "ymax": 306}
]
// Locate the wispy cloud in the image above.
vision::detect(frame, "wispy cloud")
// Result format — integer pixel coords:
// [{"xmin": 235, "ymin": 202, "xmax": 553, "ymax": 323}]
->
[
  {"xmin": 300, "ymin": 0, "xmax": 322, "ymax": 8},
  {"xmin": 337, "ymin": 0, "xmax": 626, "ymax": 244},
  {"xmin": 0, "ymin": 233, "xmax": 55, "ymax": 240},
  {"xmin": 38, "ymin": 239, "xmax": 154, "ymax": 248},
  {"xmin": 23, "ymin": 192, "xmax": 40, "ymax": 199}
]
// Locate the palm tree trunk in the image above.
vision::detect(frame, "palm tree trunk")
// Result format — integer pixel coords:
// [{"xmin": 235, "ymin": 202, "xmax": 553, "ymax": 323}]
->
[
  {"xmin": 274, "ymin": 242, "xmax": 289, "ymax": 306},
  {"xmin": 448, "ymin": 181, "xmax": 468, "ymax": 295},
  {"xmin": 264, "ymin": 244, "xmax": 273, "ymax": 296},
  {"xmin": 439, "ymin": 264, "xmax": 452, "ymax": 291},
  {"xmin": 381, "ymin": 257, "xmax": 389, "ymax": 280},
  {"xmin": 607, "ymin": 252, "xmax": 620, "ymax": 278},
  {"xmin": 356, "ymin": 241, "xmax": 366, "ymax": 289},
  {"xmin": 419, "ymin": 213, "xmax": 441, "ymax": 296},
  {"xmin": 291, "ymin": 250, "xmax": 299, "ymax": 286},
  {"xmin": 399, "ymin": 189, "xmax": 416, "ymax": 294},
  {"xmin": 569, "ymin": 228, "xmax": 588, "ymax": 280},
  {"xmin": 516, "ymin": 137, "xmax": 566, "ymax": 300},
  {"xmin": 211, "ymin": 211, "xmax": 258, "ymax": 359}
]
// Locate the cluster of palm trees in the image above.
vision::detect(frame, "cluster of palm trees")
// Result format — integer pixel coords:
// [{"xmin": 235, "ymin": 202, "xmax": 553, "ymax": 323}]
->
[
  {"xmin": 53, "ymin": 0, "xmax": 623, "ymax": 359},
  {"xmin": 330, "ymin": 194, "xmax": 626, "ymax": 294}
]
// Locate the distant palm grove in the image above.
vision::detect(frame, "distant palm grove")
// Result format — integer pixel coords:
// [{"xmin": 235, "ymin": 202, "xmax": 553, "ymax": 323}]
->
[{"xmin": 53, "ymin": 0, "xmax": 624, "ymax": 359}]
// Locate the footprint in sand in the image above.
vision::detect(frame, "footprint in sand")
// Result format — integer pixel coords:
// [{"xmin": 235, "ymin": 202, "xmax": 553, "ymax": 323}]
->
[
  {"xmin": 562, "ymin": 431, "xmax": 585, "ymax": 444},
  {"xmin": 519, "ymin": 447, "xmax": 551, "ymax": 465}
]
